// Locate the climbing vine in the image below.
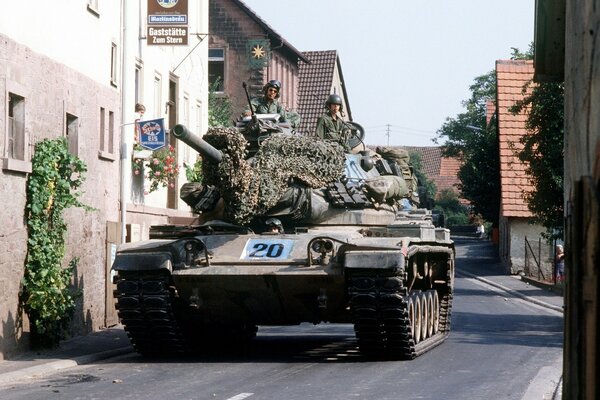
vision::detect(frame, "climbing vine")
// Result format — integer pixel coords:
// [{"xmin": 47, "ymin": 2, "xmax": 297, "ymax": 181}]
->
[{"xmin": 22, "ymin": 137, "xmax": 90, "ymax": 347}]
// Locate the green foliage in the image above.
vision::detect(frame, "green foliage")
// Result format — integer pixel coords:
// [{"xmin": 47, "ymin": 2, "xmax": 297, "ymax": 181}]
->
[
  {"xmin": 184, "ymin": 157, "xmax": 203, "ymax": 183},
  {"xmin": 23, "ymin": 137, "xmax": 89, "ymax": 347},
  {"xmin": 434, "ymin": 189, "xmax": 469, "ymax": 226},
  {"xmin": 435, "ymin": 71, "xmax": 500, "ymax": 226},
  {"xmin": 510, "ymin": 43, "xmax": 534, "ymax": 60},
  {"xmin": 132, "ymin": 144, "xmax": 180, "ymax": 194},
  {"xmin": 510, "ymin": 81, "xmax": 564, "ymax": 240},
  {"xmin": 208, "ymin": 78, "xmax": 233, "ymax": 127},
  {"xmin": 408, "ymin": 150, "xmax": 436, "ymax": 209}
]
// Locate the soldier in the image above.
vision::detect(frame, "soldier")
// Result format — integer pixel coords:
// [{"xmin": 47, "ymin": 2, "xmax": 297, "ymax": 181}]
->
[
  {"xmin": 243, "ymin": 80, "xmax": 300, "ymax": 128},
  {"xmin": 315, "ymin": 94, "xmax": 352, "ymax": 151}
]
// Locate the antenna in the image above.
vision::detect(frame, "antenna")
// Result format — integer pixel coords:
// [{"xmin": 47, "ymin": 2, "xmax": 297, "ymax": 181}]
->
[{"xmin": 386, "ymin": 124, "xmax": 391, "ymax": 146}]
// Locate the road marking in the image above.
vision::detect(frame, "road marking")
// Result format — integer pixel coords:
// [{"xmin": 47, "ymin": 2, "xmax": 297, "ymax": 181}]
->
[{"xmin": 226, "ymin": 393, "xmax": 254, "ymax": 400}]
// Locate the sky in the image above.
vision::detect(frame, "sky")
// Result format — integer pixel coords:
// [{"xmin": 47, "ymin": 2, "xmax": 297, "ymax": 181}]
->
[{"xmin": 242, "ymin": 0, "xmax": 535, "ymax": 147}]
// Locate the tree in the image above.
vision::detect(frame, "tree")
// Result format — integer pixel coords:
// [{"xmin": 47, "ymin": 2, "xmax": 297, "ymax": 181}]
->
[
  {"xmin": 434, "ymin": 189, "xmax": 469, "ymax": 226},
  {"xmin": 208, "ymin": 78, "xmax": 233, "ymax": 127},
  {"xmin": 510, "ymin": 81, "xmax": 564, "ymax": 239},
  {"xmin": 435, "ymin": 71, "xmax": 500, "ymax": 226}
]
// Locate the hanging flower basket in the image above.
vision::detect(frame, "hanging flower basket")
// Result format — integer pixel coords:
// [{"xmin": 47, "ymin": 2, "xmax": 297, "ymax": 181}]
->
[{"xmin": 132, "ymin": 144, "xmax": 179, "ymax": 193}]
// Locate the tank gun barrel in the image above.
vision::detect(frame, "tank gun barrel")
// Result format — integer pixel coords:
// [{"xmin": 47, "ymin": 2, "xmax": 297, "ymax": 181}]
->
[{"xmin": 172, "ymin": 124, "xmax": 222, "ymax": 163}]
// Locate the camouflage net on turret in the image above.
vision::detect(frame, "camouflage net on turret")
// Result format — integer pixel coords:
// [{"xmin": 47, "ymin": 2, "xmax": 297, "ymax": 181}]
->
[{"xmin": 202, "ymin": 128, "xmax": 345, "ymax": 224}]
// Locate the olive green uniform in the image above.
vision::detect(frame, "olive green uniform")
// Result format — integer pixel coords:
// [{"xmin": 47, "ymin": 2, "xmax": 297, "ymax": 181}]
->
[
  {"xmin": 315, "ymin": 113, "xmax": 351, "ymax": 151},
  {"xmin": 244, "ymin": 97, "xmax": 301, "ymax": 129}
]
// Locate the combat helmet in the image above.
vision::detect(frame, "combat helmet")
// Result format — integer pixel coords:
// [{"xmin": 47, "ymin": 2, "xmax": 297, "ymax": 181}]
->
[
  {"xmin": 263, "ymin": 80, "xmax": 282, "ymax": 98},
  {"xmin": 325, "ymin": 94, "xmax": 343, "ymax": 111}
]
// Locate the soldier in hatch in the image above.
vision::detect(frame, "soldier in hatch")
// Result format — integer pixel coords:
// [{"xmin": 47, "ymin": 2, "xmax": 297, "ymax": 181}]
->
[
  {"xmin": 315, "ymin": 94, "xmax": 353, "ymax": 152},
  {"xmin": 243, "ymin": 79, "xmax": 300, "ymax": 129}
]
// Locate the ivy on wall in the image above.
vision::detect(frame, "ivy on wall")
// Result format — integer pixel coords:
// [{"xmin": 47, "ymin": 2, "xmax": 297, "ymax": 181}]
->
[{"xmin": 22, "ymin": 137, "xmax": 91, "ymax": 347}]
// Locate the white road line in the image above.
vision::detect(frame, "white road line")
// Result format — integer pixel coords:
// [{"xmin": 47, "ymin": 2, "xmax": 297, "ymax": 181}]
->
[{"xmin": 226, "ymin": 393, "xmax": 254, "ymax": 400}]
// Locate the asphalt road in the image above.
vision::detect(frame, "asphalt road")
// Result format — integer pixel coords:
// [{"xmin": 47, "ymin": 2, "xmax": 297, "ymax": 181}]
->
[{"xmin": 0, "ymin": 239, "xmax": 564, "ymax": 400}]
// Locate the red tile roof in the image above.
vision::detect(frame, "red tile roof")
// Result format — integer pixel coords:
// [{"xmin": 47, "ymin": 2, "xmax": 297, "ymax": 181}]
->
[
  {"xmin": 496, "ymin": 59, "xmax": 535, "ymax": 217},
  {"xmin": 297, "ymin": 50, "xmax": 337, "ymax": 134},
  {"xmin": 297, "ymin": 50, "xmax": 352, "ymax": 135},
  {"xmin": 400, "ymin": 146, "xmax": 462, "ymax": 197}
]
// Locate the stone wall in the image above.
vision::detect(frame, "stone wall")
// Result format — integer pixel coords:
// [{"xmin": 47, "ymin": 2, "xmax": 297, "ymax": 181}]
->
[{"xmin": 0, "ymin": 34, "xmax": 120, "ymax": 359}]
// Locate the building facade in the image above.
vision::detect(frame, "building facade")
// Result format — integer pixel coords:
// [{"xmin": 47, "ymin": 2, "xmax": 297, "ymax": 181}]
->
[
  {"xmin": 0, "ymin": 1, "xmax": 208, "ymax": 359},
  {"xmin": 496, "ymin": 60, "xmax": 550, "ymax": 276},
  {"xmin": 208, "ymin": 0, "xmax": 308, "ymax": 121}
]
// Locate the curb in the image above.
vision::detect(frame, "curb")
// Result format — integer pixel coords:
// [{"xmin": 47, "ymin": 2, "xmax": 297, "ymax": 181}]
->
[
  {"xmin": 0, "ymin": 346, "xmax": 133, "ymax": 386},
  {"xmin": 456, "ymin": 269, "xmax": 564, "ymax": 313}
]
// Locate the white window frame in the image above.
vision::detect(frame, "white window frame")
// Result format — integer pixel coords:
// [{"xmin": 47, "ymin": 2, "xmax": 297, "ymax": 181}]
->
[{"xmin": 2, "ymin": 80, "xmax": 31, "ymax": 173}]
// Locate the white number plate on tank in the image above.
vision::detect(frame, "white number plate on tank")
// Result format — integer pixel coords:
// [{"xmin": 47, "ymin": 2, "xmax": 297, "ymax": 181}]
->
[{"xmin": 240, "ymin": 239, "xmax": 295, "ymax": 260}]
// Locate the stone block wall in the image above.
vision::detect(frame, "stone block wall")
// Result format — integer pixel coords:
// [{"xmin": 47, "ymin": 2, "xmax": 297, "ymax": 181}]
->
[{"xmin": 0, "ymin": 34, "xmax": 120, "ymax": 359}]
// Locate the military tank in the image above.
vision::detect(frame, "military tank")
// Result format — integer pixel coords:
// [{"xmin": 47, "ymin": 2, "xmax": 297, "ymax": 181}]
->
[{"xmin": 112, "ymin": 121, "xmax": 454, "ymax": 359}]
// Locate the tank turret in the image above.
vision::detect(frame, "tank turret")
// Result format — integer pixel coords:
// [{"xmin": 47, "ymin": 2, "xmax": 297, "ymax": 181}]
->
[{"xmin": 173, "ymin": 124, "xmax": 422, "ymax": 231}]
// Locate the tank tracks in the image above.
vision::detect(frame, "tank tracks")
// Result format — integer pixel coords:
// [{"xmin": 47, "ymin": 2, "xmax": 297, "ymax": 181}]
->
[
  {"xmin": 114, "ymin": 270, "xmax": 187, "ymax": 355},
  {"xmin": 115, "ymin": 265, "xmax": 453, "ymax": 359},
  {"xmin": 348, "ymin": 268, "xmax": 453, "ymax": 359}
]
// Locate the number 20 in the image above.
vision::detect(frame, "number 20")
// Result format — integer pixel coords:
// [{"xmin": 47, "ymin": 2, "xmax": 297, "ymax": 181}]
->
[{"xmin": 249, "ymin": 243, "xmax": 284, "ymax": 258}]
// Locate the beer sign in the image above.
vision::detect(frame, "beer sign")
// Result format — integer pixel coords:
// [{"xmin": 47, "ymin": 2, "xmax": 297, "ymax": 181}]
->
[{"xmin": 147, "ymin": 0, "xmax": 188, "ymax": 46}]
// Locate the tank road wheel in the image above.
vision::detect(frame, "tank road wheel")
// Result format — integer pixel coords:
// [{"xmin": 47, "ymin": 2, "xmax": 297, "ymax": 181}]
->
[
  {"xmin": 412, "ymin": 293, "xmax": 422, "ymax": 344},
  {"xmin": 432, "ymin": 290, "xmax": 440, "ymax": 334},
  {"xmin": 419, "ymin": 292, "xmax": 429, "ymax": 341},
  {"xmin": 425, "ymin": 291, "xmax": 434, "ymax": 338},
  {"xmin": 406, "ymin": 296, "xmax": 415, "ymax": 340}
]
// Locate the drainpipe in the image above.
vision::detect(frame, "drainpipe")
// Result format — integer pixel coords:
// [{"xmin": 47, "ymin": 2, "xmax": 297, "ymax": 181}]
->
[{"xmin": 119, "ymin": 0, "xmax": 128, "ymax": 244}]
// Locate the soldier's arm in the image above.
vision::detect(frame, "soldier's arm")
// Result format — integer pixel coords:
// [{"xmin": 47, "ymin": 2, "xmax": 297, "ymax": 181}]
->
[{"xmin": 315, "ymin": 116, "xmax": 327, "ymax": 138}]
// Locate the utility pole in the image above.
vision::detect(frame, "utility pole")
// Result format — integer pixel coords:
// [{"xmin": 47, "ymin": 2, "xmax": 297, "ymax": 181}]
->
[{"xmin": 386, "ymin": 124, "xmax": 391, "ymax": 146}]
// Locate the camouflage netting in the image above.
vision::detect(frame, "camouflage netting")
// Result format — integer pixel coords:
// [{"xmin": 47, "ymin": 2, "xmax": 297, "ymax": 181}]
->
[{"xmin": 202, "ymin": 128, "xmax": 345, "ymax": 224}]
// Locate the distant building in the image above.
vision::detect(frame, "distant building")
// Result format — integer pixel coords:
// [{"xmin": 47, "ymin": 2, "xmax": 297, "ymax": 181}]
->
[
  {"xmin": 496, "ymin": 59, "xmax": 551, "ymax": 276},
  {"xmin": 208, "ymin": 0, "xmax": 308, "ymax": 119},
  {"xmin": 297, "ymin": 50, "xmax": 353, "ymax": 135}
]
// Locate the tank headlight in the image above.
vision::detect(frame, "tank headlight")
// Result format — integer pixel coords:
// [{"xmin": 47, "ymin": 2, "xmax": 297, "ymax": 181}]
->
[{"xmin": 311, "ymin": 239, "xmax": 334, "ymax": 254}]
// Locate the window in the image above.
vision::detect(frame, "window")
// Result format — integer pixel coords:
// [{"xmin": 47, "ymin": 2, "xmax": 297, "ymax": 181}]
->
[
  {"xmin": 87, "ymin": 0, "xmax": 99, "ymax": 16},
  {"xmin": 98, "ymin": 107, "xmax": 116, "ymax": 161},
  {"xmin": 154, "ymin": 73, "xmax": 162, "ymax": 117},
  {"xmin": 108, "ymin": 110, "xmax": 115, "ymax": 151},
  {"xmin": 7, "ymin": 93, "xmax": 25, "ymax": 160},
  {"xmin": 195, "ymin": 100, "xmax": 202, "ymax": 134},
  {"xmin": 183, "ymin": 93, "xmax": 190, "ymax": 127},
  {"xmin": 3, "ymin": 89, "xmax": 30, "ymax": 172},
  {"xmin": 208, "ymin": 48, "xmax": 225, "ymax": 91},
  {"xmin": 110, "ymin": 42, "xmax": 118, "ymax": 87},
  {"xmin": 99, "ymin": 107, "xmax": 106, "ymax": 151},
  {"xmin": 135, "ymin": 60, "xmax": 143, "ymax": 105},
  {"xmin": 65, "ymin": 113, "xmax": 79, "ymax": 155}
]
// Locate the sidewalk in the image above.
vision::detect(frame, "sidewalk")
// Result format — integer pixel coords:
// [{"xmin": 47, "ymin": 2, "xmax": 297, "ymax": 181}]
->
[
  {"xmin": 453, "ymin": 236, "xmax": 564, "ymax": 313},
  {"xmin": 0, "ymin": 237, "xmax": 564, "ymax": 392},
  {"xmin": 0, "ymin": 327, "xmax": 132, "ymax": 386}
]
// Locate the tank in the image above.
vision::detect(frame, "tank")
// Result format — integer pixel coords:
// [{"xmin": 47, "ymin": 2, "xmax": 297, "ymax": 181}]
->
[{"xmin": 112, "ymin": 121, "xmax": 455, "ymax": 359}]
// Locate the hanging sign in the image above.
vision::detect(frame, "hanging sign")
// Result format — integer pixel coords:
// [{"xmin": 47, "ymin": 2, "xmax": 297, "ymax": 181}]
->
[
  {"xmin": 137, "ymin": 118, "xmax": 166, "ymax": 151},
  {"xmin": 147, "ymin": 0, "xmax": 188, "ymax": 46}
]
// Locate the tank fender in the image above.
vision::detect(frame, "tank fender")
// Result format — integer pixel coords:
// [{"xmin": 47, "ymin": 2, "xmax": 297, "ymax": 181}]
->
[
  {"xmin": 344, "ymin": 250, "xmax": 405, "ymax": 271},
  {"xmin": 112, "ymin": 252, "xmax": 173, "ymax": 272}
]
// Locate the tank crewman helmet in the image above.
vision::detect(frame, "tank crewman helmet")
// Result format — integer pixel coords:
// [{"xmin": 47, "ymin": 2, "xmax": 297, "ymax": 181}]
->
[
  {"xmin": 265, "ymin": 217, "xmax": 284, "ymax": 233},
  {"xmin": 325, "ymin": 94, "xmax": 343, "ymax": 111},
  {"xmin": 263, "ymin": 80, "xmax": 282, "ymax": 98}
]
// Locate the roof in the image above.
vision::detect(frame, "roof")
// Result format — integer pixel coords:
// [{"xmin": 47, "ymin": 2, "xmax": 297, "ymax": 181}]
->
[
  {"xmin": 231, "ymin": 0, "xmax": 309, "ymax": 63},
  {"xmin": 496, "ymin": 59, "xmax": 535, "ymax": 218},
  {"xmin": 392, "ymin": 146, "xmax": 462, "ymax": 197},
  {"xmin": 296, "ymin": 50, "xmax": 352, "ymax": 135}
]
